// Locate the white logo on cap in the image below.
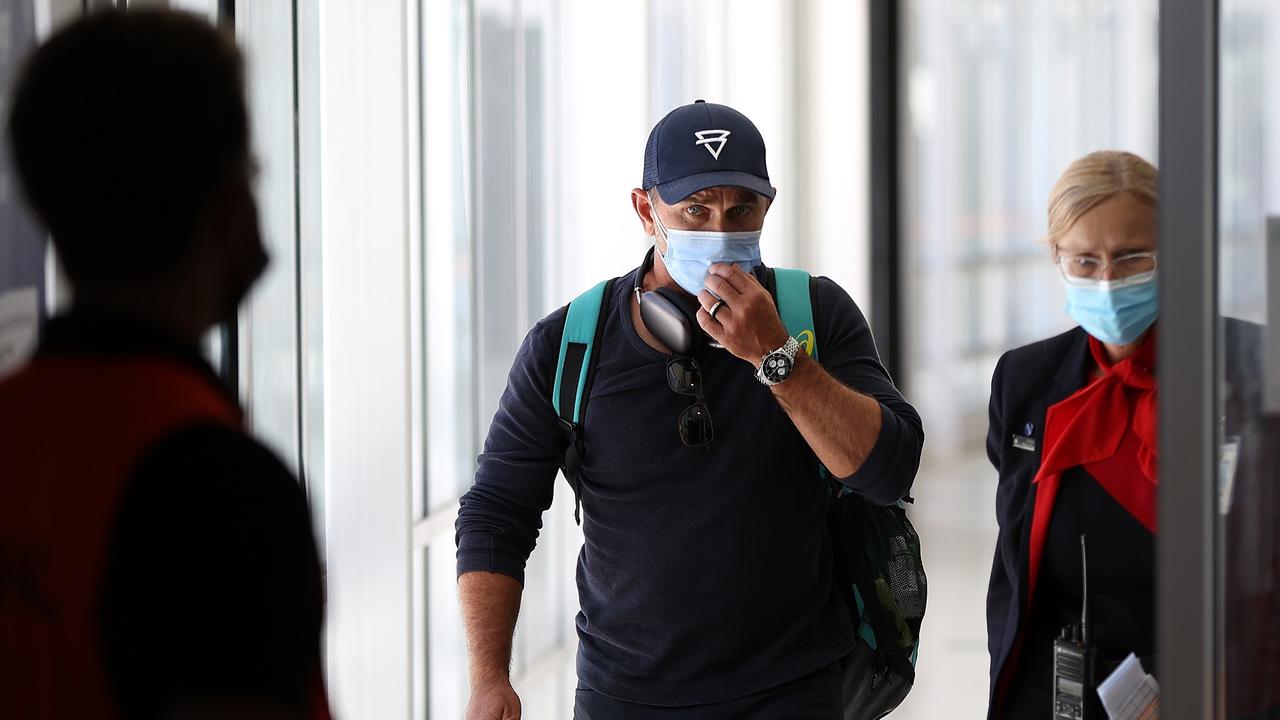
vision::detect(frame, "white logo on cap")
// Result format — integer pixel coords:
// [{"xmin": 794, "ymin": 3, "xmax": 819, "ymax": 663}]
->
[{"xmin": 694, "ymin": 129, "xmax": 731, "ymax": 160}]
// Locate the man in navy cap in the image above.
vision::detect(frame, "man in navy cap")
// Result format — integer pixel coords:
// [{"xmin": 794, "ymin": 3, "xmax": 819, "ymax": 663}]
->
[{"xmin": 455, "ymin": 100, "xmax": 922, "ymax": 719}]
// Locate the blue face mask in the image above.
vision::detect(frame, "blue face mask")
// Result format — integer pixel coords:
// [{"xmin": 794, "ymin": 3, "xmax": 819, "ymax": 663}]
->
[
  {"xmin": 1062, "ymin": 270, "xmax": 1159, "ymax": 345},
  {"xmin": 653, "ymin": 205, "xmax": 762, "ymax": 296}
]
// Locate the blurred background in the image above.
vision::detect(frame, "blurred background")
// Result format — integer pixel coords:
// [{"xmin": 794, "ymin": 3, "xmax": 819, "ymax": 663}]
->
[{"xmin": 2, "ymin": 0, "xmax": 1275, "ymax": 718}]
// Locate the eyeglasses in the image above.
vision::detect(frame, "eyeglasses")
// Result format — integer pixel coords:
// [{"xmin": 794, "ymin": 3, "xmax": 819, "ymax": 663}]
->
[
  {"xmin": 1055, "ymin": 249, "xmax": 1158, "ymax": 285},
  {"xmin": 666, "ymin": 356, "xmax": 714, "ymax": 448}
]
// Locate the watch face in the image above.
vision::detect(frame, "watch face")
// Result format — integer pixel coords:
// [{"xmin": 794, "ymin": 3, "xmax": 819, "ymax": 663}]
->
[{"xmin": 764, "ymin": 351, "xmax": 793, "ymax": 383}]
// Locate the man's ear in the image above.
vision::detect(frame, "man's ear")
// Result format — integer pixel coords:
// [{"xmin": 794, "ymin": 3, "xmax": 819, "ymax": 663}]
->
[{"xmin": 631, "ymin": 188, "xmax": 657, "ymax": 236}]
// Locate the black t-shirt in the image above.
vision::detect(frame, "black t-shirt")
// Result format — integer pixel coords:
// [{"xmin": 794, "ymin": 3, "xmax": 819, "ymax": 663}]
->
[{"xmin": 455, "ymin": 266, "xmax": 923, "ymax": 706}]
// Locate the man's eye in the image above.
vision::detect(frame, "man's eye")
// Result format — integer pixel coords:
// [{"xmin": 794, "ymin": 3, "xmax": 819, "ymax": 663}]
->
[
  {"xmin": 685, "ymin": 206, "xmax": 704, "ymax": 216},
  {"xmin": 730, "ymin": 206, "xmax": 751, "ymax": 217},
  {"xmin": 1072, "ymin": 256, "xmax": 1099, "ymax": 267}
]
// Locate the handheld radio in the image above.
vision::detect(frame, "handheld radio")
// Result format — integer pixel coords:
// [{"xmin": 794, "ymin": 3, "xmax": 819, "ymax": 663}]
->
[{"xmin": 1052, "ymin": 534, "xmax": 1100, "ymax": 720}]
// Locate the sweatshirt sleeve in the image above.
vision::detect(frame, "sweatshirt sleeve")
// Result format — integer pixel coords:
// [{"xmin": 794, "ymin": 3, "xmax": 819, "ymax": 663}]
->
[
  {"xmin": 455, "ymin": 308, "xmax": 568, "ymax": 585},
  {"xmin": 811, "ymin": 276, "xmax": 924, "ymax": 505}
]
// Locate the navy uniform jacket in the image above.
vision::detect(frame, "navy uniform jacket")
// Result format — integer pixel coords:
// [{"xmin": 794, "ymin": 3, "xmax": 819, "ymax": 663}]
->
[
  {"xmin": 985, "ymin": 327, "xmax": 1093, "ymax": 719},
  {"xmin": 986, "ymin": 321, "xmax": 1280, "ymax": 719}
]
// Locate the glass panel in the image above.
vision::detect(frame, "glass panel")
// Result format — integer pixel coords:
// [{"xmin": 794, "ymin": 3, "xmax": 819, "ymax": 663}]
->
[
  {"xmin": 903, "ymin": 0, "xmax": 1158, "ymax": 458},
  {"xmin": 900, "ymin": 1, "xmax": 1157, "ymax": 717},
  {"xmin": 294, "ymin": 0, "xmax": 324, "ymax": 534},
  {"xmin": 423, "ymin": 0, "xmax": 476, "ymax": 513},
  {"xmin": 169, "ymin": 0, "xmax": 218, "ymax": 21},
  {"xmin": 412, "ymin": 547, "xmax": 428, "ymax": 720},
  {"xmin": 0, "ymin": 1, "xmax": 45, "ymax": 377},
  {"xmin": 236, "ymin": 0, "xmax": 302, "ymax": 475},
  {"xmin": 1218, "ymin": 1, "xmax": 1280, "ymax": 714},
  {"xmin": 549, "ymin": 0, "xmax": 649, "ymax": 297},
  {"xmin": 428, "ymin": 540, "xmax": 466, "ymax": 720}
]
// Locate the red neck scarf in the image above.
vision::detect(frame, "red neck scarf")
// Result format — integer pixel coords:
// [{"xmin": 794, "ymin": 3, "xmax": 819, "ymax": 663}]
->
[
  {"xmin": 996, "ymin": 331, "xmax": 1158, "ymax": 720},
  {"xmin": 1026, "ymin": 331, "xmax": 1158, "ymax": 610}
]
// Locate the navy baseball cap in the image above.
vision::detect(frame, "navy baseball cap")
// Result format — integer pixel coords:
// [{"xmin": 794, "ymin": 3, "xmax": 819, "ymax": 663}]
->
[{"xmin": 642, "ymin": 100, "xmax": 775, "ymax": 204}]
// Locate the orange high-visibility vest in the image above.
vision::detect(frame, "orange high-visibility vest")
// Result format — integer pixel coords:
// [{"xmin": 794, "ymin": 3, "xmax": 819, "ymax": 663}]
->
[{"xmin": 0, "ymin": 354, "xmax": 329, "ymax": 719}]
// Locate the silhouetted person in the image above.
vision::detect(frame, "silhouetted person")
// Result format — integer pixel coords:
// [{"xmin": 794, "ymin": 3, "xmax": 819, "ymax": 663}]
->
[{"xmin": 0, "ymin": 10, "xmax": 329, "ymax": 719}]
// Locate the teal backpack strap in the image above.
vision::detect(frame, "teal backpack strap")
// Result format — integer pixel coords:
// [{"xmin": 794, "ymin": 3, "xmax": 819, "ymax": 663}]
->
[
  {"xmin": 552, "ymin": 278, "xmax": 616, "ymax": 524},
  {"xmin": 773, "ymin": 267, "xmax": 818, "ymax": 362}
]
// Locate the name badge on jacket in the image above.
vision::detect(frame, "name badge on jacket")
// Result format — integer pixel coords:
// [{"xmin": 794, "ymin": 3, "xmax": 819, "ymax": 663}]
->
[{"xmin": 1012, "ymin": 422, "xmax": 1036, "ymax": 452}]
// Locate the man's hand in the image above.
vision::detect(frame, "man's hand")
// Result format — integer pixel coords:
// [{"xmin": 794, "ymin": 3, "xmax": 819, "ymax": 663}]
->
[
  {"xmin": 465, "ymin": 676, "xmax": 522, "ymax": 720},
  {"xmin": 697, "ymin": 263, "xmax": 790, "ymax": 365},
  {"xmin": 698, "ymin": 262, "xmax": 891, "ymax": 481}
]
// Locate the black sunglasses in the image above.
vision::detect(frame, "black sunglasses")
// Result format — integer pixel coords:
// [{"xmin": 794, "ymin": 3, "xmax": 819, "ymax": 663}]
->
[{"xmin": 666, "ymin": 356, "xmax": 714, "ymax": 448}]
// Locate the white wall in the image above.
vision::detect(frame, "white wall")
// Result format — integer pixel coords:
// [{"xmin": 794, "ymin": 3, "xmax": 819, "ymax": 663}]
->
[{"xmin": 314, "ymin": 1, "xmax": 414, "ymax": 717}]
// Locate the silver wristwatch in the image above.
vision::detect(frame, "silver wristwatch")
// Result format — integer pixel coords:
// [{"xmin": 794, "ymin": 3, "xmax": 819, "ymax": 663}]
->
[{"xmin": 756, "ymin": 336, "xmax": 801, "ymax": 386}]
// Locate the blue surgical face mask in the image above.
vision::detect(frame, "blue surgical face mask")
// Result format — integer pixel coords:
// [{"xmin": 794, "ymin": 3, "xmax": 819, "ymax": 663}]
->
[
  {"xmin": 1062, "ymin": 270, "xmax": 1159, "ymax": 345},
  {"xmin": 652, "ymin": 200, "xmax": 762, "ymax": 296}
]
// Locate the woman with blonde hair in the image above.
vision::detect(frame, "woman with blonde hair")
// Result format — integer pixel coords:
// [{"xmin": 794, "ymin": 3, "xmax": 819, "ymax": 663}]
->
[{"xmin": 984, "ymin": 151, "xmax": 1159, "ymax": 718}]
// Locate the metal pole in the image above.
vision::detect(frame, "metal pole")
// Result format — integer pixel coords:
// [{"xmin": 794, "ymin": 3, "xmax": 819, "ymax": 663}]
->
[
  {"xmin": 869, "ymin": 0, "xmax": 902, "ymax": 384},
  {"xmin": 1157, "ymin": 0, "xmax": 1221, "ymax": 717}
]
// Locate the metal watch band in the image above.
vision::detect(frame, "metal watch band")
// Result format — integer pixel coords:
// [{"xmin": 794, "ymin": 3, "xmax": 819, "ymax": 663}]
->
[{"xmin": 756, "ymin": 336, "xmax": 800, "ymax": 386}]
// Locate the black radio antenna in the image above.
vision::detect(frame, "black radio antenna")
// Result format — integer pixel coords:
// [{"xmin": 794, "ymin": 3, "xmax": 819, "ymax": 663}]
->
[{"xmin": 1080, "ymin": 534, "xmax": 1090, "ymax": 646}]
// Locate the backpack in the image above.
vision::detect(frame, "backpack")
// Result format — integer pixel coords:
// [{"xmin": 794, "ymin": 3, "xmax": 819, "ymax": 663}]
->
[{"xmin": 551, "ymin": 268, "xmax": 926, "ymax": 719}]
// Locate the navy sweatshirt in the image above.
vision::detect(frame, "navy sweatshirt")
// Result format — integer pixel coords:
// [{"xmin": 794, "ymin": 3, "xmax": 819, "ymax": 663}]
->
[{"xmin": 455, "ymin": 266, "xmax": 923, "ymax": 706}]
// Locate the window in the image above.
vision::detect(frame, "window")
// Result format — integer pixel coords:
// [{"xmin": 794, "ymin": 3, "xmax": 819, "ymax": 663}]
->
[
  {"xmin": 903, "ymin": 0, "xmax": 1158, "ymax": 459},
  {"xmin": 415, "ymin": 2, "xmax": 871, "ymax": 717},
  {"xmin": 1219, "ymin": 1, "xmax": 1280, "ymax": 714},
  {"xmin": 236, "ymin": 1, "xmax": 304, "ymax": 479},
  {"xmin": 414, "ymin": 0, "xmax": 475, "ymax": 715},
  {"xmin": 0, "ymin": 1, "xmax": 46, "ymax": 377},
  {"xmin": 899, "ymin": 1, "xmax": 1158, "ymax": 715}
]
